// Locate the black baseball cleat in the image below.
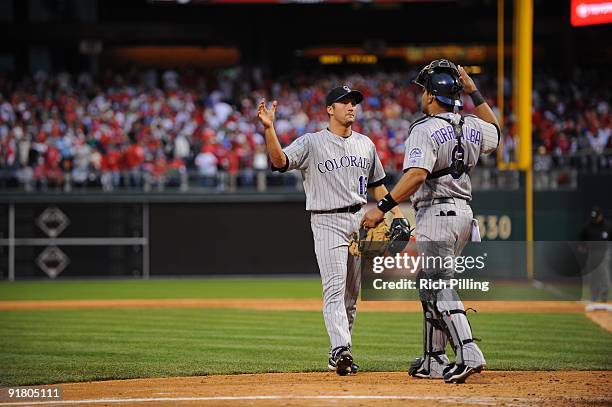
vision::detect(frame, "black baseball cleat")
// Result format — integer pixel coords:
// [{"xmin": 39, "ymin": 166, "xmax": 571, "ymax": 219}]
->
[
  {"xmin": 408, "ymin": 357, "xmax": 430, "ymax": 379},
  {"xmin": 329, "ymin": 346, "xmax": 353, "ymax": 376},
  {"xmin": 328, "ymin": 354, "xmax": 358, "ymax": 375},
  {"xmin": 409, "ymin": 356, "xmax": 452, "ymax": 379},
  {"xmin": 329, "ymin": 359, "xmax": 359, "ymax": 375},
  {"xmin": 442, "ymin": 362, "xmax": 455, "ymax": 377},
  {"xmin": 443, "ymin": 363, "xmax": 484, "ymax": 384}
]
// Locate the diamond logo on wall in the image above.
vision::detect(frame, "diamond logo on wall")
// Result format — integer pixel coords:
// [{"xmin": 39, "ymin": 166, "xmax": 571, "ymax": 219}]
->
[
  {"xmin": 36, "ymin": 246, "xmax": 70, "ymax": 279},
  {"xmin": 36, "ymin": 207, "xmax": 70, "ymax": 238}
]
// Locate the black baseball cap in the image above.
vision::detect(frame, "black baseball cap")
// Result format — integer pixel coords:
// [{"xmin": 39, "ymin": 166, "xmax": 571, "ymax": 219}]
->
[{"xmin": 326, "ymin": 86, "xmax": 364, "ymax": 106}]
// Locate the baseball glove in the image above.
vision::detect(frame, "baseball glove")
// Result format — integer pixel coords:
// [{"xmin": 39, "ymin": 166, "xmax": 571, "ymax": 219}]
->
[
  {"xmin": 388, "ymin": 218, "xmax": 413, "ymax": 254},
  {"xmin": 349, "ymin": 217, "xmax": 413, "ymax": 258}
]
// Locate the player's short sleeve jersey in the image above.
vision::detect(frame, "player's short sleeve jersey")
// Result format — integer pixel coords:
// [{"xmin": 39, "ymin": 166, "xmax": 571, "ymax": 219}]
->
[
  {"xmin": 276, "ymin": 129, "xmax": 386, "ymax": 211},
  {"xmin": 403, "ymin": 112, "xmax": 499, "ymax": 204}
]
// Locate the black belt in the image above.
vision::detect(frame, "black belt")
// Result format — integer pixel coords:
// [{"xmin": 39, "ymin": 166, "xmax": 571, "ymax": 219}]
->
[{"xmin": 310, "ymin": 204, "xmax": 363, "ymax": 215}]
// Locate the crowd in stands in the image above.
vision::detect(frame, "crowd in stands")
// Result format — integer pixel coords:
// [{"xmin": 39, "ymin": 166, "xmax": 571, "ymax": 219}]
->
[
  {"xmin": 0, "ymin": 66, "xmax": 609, "ymax": 191},
  {"xmin": 530, "ymin": 69, "xmax": 611, "ymax": 173}
]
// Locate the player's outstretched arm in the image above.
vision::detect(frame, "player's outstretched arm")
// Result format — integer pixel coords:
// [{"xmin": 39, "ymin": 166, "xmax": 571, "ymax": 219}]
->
[
  {"xmin": 257, "ymin": 99, "xmax": 287, "ymax": 169},
  {"xmin": 388, "ymin": 168, "xmax": 428, "ymax": 203},
  {"xmin": 368, "ymin": 184, "xmax": 404, "ymax": 219},
  {"xmin": 458, "ymin": 65, "xmax": 499, "ymax": 128},
  {"xmin": 361, "ymin": 168, "xmax": 427, "ymax": 228}
]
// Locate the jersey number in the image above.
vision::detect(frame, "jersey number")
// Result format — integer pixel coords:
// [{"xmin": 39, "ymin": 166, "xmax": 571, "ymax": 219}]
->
[{"xmin": 359, "ymin": 175, "xmax": 368, "ymax": 195}]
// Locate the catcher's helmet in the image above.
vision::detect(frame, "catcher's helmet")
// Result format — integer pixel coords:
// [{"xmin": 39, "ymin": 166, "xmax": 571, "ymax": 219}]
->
[{"xmin": 413, "ymin": 59, "xmax": 463, "ymax": 108}]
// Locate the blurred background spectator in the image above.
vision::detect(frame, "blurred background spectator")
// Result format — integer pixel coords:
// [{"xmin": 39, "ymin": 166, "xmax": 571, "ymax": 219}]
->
[{"xmin": 0, "ymin": 67, "xmax": 609, "ymax": 192}]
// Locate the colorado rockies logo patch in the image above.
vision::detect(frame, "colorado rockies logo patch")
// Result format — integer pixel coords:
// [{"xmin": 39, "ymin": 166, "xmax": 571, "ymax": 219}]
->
[{"xmin": 409, "ymin": 147, "xmax": 423, "ymax": 159}]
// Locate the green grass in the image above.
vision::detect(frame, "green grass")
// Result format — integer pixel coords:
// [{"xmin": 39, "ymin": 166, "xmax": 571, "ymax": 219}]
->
[
  {"xmin": 363, "ymin": 281, "xmax": 582, "ymax": 301},
  {"xmin": 0, "ymin": 309, "xmax": 610, "ymax": 386},
  {"xmin": 0, "ymin": 278, "xmax": 582, "ymax": 301},
  {"xmin": 0, "ymin": 279, "xmax": 608, "ymax": 385},
  {"xmin": 0, "ymin": 279, "xmax": 323, "ymax": 301}
]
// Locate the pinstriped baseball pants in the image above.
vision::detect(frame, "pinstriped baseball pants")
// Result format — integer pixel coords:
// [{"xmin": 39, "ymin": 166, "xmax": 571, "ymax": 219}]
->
[
  {"xmin": 310, "ymin": 207, "xmax": 364, "ymax": 350},
  {"xmin": 415, "ymin": 201, "xmax": 472, "ymax": 254},
  {"xmin": 415, "ymin": 200, "xmax": 486, "ymax": 367}
]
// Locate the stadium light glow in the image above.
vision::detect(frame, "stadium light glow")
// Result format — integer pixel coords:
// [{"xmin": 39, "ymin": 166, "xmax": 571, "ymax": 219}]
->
[
  {"xmin": 319, "ymin": 55, "xmax": 343, "ymax": 64},
  {"xmin": 346, "ymin": 55, "xmax": 378, "ymax": 64}
]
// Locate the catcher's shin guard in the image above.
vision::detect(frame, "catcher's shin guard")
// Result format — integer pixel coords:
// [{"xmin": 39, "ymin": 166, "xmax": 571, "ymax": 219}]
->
[
  {"xmin": 435, "ymin": 289, "xmax": 485, "ymax": 368},
  {"xmin": 409, "ymin": 301, "xmax": 450, "ymax": 379}
]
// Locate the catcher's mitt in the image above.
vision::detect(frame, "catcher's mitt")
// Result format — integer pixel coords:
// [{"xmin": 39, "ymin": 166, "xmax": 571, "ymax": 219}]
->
[
  {"xmin": 349, "ymin": 217, "xmax": 413, "ymax": 258},
  {"xmin": 388, "ymin": 217, "xmax": 413, "ymax": 254}
]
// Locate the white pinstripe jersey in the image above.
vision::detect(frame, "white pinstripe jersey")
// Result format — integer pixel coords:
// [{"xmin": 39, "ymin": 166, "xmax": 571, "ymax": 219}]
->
[
  {"xmin": 279, "ymin": 129, "xmax": 386, "ymax": 211},
  {"xmin": 403, "ymin": 112, "xmax": 499, "ymax": 204}
]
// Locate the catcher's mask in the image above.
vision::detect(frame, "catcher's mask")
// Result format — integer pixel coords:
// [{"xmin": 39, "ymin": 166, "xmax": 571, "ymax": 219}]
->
[{"xmin": 413, "ymin": 59, "xmax": 463, "ymax": 109}]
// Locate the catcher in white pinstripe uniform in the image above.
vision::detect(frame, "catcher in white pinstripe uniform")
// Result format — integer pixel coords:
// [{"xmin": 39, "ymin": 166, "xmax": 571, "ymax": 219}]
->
[
  {"xmin": 362, "ymin": 59, "xmax": 500, "ymax": 383},
  {"xmin": 257, "ymin": 86, "xmax": 408, "ymax": 376}
]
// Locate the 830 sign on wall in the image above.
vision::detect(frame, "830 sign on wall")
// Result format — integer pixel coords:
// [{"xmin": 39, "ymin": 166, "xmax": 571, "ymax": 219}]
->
[{"xmin": 475, "ymin": 215, "xmax": 512, "ymax": 240}]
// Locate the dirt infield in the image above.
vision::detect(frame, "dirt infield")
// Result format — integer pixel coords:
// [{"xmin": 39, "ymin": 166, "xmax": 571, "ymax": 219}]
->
[
  {"xmin": 2, "ymin": 371, "xmax": 610, "ymax": 406},
  {"xmin": 586, "ymin": 310, "xmax": 612, "ymax": 332},
  {"xmin": 0, "ymin": 298, "xmax": 589, "ymax": 313}
]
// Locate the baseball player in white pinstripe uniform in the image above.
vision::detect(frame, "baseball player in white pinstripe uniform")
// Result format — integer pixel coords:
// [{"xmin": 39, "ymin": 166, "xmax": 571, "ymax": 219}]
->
[
  {"xmin": 257, "ymin": 86, "xmax": 405, "ymax": 376},
  {"xmin": 362, "ymin": 60, "xmax": 500, "ymax": 383}
]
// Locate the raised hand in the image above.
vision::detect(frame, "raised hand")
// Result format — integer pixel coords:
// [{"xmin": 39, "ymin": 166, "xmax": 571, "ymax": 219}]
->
[
  {"xmin": 457, "ymin": 65, "xmax": 478, "ymax": 94},
  {"xmin": 257, "ymin": 99, "xmax": 277, "ymax": 129}
]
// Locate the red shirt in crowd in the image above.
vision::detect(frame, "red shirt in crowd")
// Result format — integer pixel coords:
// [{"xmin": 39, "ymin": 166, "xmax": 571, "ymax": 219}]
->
[
  {"xmin": 124, "ymin": 144, "xmax": 145, "ymax": 169},
  {"xmin": 101, "ymin": 149, "xmax": 121, "ymax": 172}
]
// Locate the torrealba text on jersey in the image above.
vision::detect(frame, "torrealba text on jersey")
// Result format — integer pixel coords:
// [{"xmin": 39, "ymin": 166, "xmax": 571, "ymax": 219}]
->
[{"xmin": 430, "ymin": 125, "xmax": 482, "ymax": 146}]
